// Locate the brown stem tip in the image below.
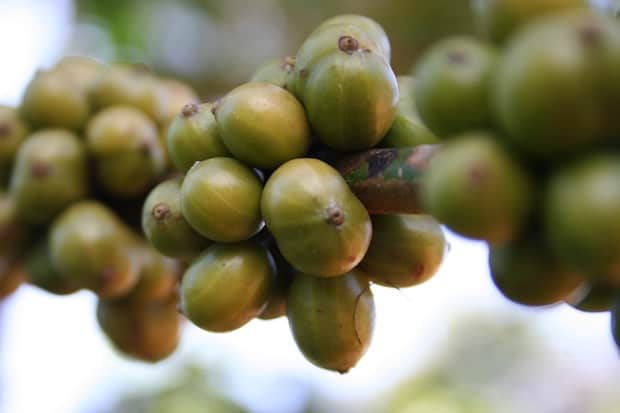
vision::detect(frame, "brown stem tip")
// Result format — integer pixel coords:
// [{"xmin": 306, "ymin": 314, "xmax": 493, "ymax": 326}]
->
[
  {"xmin": 152, "ymin": 203, "xmax": 171, "ymax": 222},
  {"xmin": 326, "ymin": 206, "xmax": 345, "ymax": 226},
  {"xmin": 338, "ymin": 36, "xmax": 359, "ymax": 54},
  {"xmin": 182, "ymin": 103, "xmax": 199, "ymax": 117}
]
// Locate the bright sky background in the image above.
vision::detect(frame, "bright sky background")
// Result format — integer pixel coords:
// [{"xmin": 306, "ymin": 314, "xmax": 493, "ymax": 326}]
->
[{"xmin": 0, "ymin": 1, "xmax": 618, "ymax": 413}]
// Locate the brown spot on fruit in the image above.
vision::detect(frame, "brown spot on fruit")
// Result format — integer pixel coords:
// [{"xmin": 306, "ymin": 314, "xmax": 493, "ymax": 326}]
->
[
  {"xmin": 30, "ymin": 161, "xmax": 51, "ymax": 178},
  {"xmin": 326, "ymin": 206, "xmax": 345, "ymax": 226},
  {"xmin": 338, "ymin": 36, "xmax": 359, "ymax": 54},
  {"xmin": 152, "ymin": 203, "xmax": 171, "ymax": 222},
  {"xmin": 181, "ymin": 103, "xmax": 199, "ymax": 117}
]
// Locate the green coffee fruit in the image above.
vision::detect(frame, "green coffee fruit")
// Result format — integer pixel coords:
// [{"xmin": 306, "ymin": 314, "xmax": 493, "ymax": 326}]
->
[
  {"xmin": 10, "ymin": 129, "xmax": 88, "ymax": 225},
  {"xmin": 91, "ymin": 63, "xmax": 167, "ymax": 121},
  {"xmin": 213, "ymin": 83, "xmax": 311, "ymax": 169},
  {"xmin": 262, "ymin": 158, "xmax": 372, "ymax": 277},
  {"xmin": 142, "ymin": 178, "xmax": 210, "ymax": 261},
  {"xmin": 180, "ymin": 242, "xmax": 274, "ymax": 332},
  {"xmin": 359, "ymin": 214, "xmax": 445, "ymax": 288},
  {"xmin": 122, "ymin": 244, "xmax": 180, "ymax": 303},
  {"xmin": 49, "ymin": 201, "xmax": 139, "ymax": 298},
  {"xmin": 489, "ymin": 235, "xmax": 584, "ymax": 306},
  {"xmin": 545, "ymin": 155, "xmax": 620, "ymax": 283},
  {"xmin": 97, "ymin": 296, "xmax": 181, "ymax": 362},
  {"xmin": 287, "ymin": 271, "xmax": 375, "ymax": 373},
  {"xmin": 86, "ymin": 105, "xmax": 165, "ymax": 198},
  {"xmin": 250, "ymin": 56, "xmax": 296, "ymax": 91},
  {"xmin": 20, "ymin": 69, "xmax": 90, "ymax": 130},
  {"xmin": 181, "ymin": 158, "xmax": 263, "ymax": 242},
  {"xmin": 471, "ymin": 0, "xmax": 588, "ymax": 43},
  {"xmin": 166, "ymin": 103, "xmax": 230, "ymax": 173},
  {"xmin": 53, "ymin": 56, "xmax": 103, "ymax": 91},
  {"xmin": 422, "ymin": 132, "xmax": 533, "ymax": 245},
  {"xmin": 492, "ymin": 12, "xmax": 620, "ymax": 159},
  {"xmin": 25, "ymin": 239, "xmax": 79, "ymax": 295},
  {"xmin": 413, "ymin": 36, "xmax": 497, "ymax": 137}
]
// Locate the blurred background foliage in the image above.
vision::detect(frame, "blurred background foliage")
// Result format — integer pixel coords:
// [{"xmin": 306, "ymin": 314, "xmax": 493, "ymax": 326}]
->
[
  {"xmin": 70, "ymin": 0, "xmax": 474, "ymax": 99},
  {"xmin": 103, "ymin": 313, "xmax": 620, "ymax": 413}
]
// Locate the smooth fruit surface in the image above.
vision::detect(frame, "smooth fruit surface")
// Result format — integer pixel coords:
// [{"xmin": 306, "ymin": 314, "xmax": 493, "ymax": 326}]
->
[
  {"xmin": 492, "ymin": 12, "xmax": 620, "ymax": 159},
  {"xmin": 250, "ymin": 57, "xmax": 296, "ymax": 91},
  {"xmin": 180, "ymin": 242, "xmax": 274, "ymax": 332},
  {"xmin": 214, "ymin": 82, "xmax": 311, "ymax": 169},
  {"xmin": 301, "ymin": 51, "xmax": 398, "ymax": 151},
  {"xmin": 489, "ymin": 235, "xmax": 584, "ymax": 306},
  {"xmin": 20, "ymin": 69, "xmax": 90, "ymax": 130},
  {"xmin": 413, "ymin": 36, "xmax": 497, "ymax": 138},
  {"xmin": 49, "ymin": 201, "xmax": 138, "ymax": 298},
  {"xmin": 142, "ymin": 178, "xmax": 209, "ymax": 260},
  {"xmin": 287, "ymin": 271, "xmax": 375, "ymax": 373},
  {"xmin": 97, "ymin": 297, "xmax": 180, "ymax": 362},
  {"xmin": 422, "ymin": 132, "xmax": 533, "ymax": 245},
  {"xmin": 86, "ymin": 105, "xmax": 165, "ymax": 197},
  {"xmin": 25, "ymin": 240, "xmax": 78, "ymax": 295},
  {"xmin": 10, "ymin": 129, "xmax": 87, "ymax": 225},
  {"xmin": 262, "ymin": 158, "xmax": 372, "ymax": 277},
  {"xmin": 359, "ymin": 214, "xmax": 445, "ymax": 288},
  {"xmin": 181, "ymin": 157, "xmax": 263, "ymax": 242},
  {"xmin": 545, "ymin": 155, "xmax": 620, "ymax": 283},
  {"xmin": 166, "ymin": 102, "xmax": 230, "ymax": 172},
  {"xmin": 472, "ymin": 0, "xmax": 587, "ymax": 43}
]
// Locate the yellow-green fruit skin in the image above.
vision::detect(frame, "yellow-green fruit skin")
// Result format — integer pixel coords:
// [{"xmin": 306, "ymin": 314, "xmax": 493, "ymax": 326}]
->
[
  {"xmin": 294, "ymin": 23, "xmax": 388, "ymax": 98},
  {"xmin": 359, "ymin": 214, "xmax": 445, "ymax": 288},
  {"xmin": 86, "ymin": 105, "xmax": 165, "ymax": 198},
  {"xmin": 381, "ymin": 76, "xmax": 439, "ymax": 148},
  {"xmin": 142, "ymin": 178, "xmax": 210, "ymax": 261},
  {"xmin": 53, "ymin": 56, "xmax": 103, "ymax": 92},
  {"xmin": 97, "ymin": 297, "xmax": 181, "ymax": 362},
  {"xmin": 472, "ymin": 0, "xmax": 588, "ymax": 43},
  {"xmin": 287, "ymin": 271, "xmax": 375, "ymax": 373},
  {"xmin": 214, "ymin": 83, "xmax": 311, "ymax": 170},
  {"xmin": 0, "ymin": 106, "xmax": 29, "ymax": 185},
  {"xmin": 122, "ymin": 244, "xmax": 180, "ymax": 303},
  {"xmin": 20, "ymin": 70, "xmax": 90, "ymax": 130},
  {"xmin": 10, "ymin": 129, "xmax": 88, "ymax": 225},
  {"xmin": 489, "ymin": 236, "xmax": 584, "ymax": 306},
  {"xmin": 250, "ymin": 57, "xmax": 296, "ymax": 91},
  {"xmin": 412, "ymin": 37, "xmax": 497, "ymax": 138},
  {"xmin": 49, "ymin": 201, "xmax": 138, "ymax": 298},
  {"xmin": 166, "ymin": 103, "xmax": 230, "ymax": 173},
  {"xmin": 262, "ymin": 158, "xmax": 372, "ymax": 277},
  {"xmin": 492, "ymin": 12, "xmax": 620, "ymax": 159},
  {"xmin": 316, "ymin": 15, "xmax": 391, "ymax": 60},
  {"xmin": 180, "ymin": 242, "xmax": 274, "ymax": 332},
  {"xmin": 422, "ymin": 132, "xmax": 533, "ymax": 246},
  {"xmin": 181, "ymin": 157, "xmax": 263, "ymax": 242},
  {"xmin": 157, "ymin": 78, "xmax": 200, "ymax": 126},
  {"xmin": 545, "ymin": 155, "xmax": 620, "ymax": 283},
  {"xmin": 25, "ymin": 240, "xmax": 79, "ymax": 295},
  {"xmin": 91, "ymin": 64, "xmax": 167, "ymax": 121},
  {"xmin": 301, "ymin": 52, "xmax": 398, "ymax": 151}
]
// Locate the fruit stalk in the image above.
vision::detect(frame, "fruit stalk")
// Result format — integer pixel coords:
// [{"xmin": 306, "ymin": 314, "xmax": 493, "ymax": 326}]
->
[{"xmin": 333, "ymin": 144, "xmax": 440, "ymax": 215}]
